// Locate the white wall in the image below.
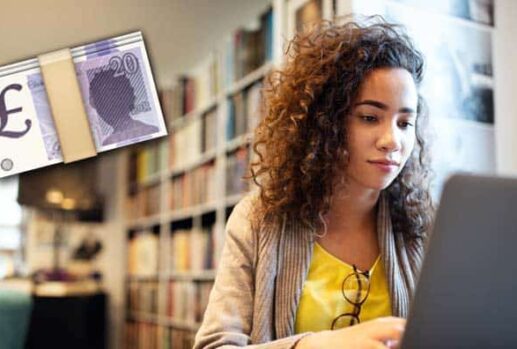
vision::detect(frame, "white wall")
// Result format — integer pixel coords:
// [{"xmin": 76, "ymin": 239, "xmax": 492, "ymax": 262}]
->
[
  {"xmin": 0, "ymin": 0, "xmax": 270, "ymax": 87},
  {"xmin": 494, "ymin": 0, "xmax": 517, "ymax": 176}
]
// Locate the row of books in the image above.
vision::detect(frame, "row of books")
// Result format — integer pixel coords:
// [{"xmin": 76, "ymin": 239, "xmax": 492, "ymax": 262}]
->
[
  {"xmin": 126, "ymin": 321, "xmax": 161, "ymax": 349},
  {"xmin": 169, "ymin": 117, "xmax": 202, "ymax": 169},
  {"xmin": 158, "ymin": 56, "xmax": 219, "ymax": 125},
  {"xmin": 201, "ymin": 109, "xmax": 218, "ymax": 154},
  {"xmin": 227, "ymin": 81, "xmax": 263, "ymax": 140},
  {"xmin": 164, "ymin": 328, "xmax": 196, "ymax": 349},
  {"xmin": 227, "ymin": 7, "xmax": 273, "ymax": 83},
  {"xmin": 132, "ymin": 80, "xmax": 261, "ymax": 183},
  {"xmin": 167, "ymin": 280, "xmax": 213, "ymax": 324},
  {"xmin": 168, "ymin": 109, "xmax": 217, "ymax": 170},
  {"xmin": 169, "ymin": 226, "xmax": 219, "ymax": 271},
  {"xmin": 127, "ymin": 225, "xmax": 227, "ymax": 277},
  {"xmin": 226, "ymin": 147, "xmax": 250, "ymax": 197},
  {"xmin": 126, "ymin": 183, "xmax": 161, "ymax": 219},
  {"xmin": 125, "ymin": 321, "xmax": 159, "ymax": 349},
  {"xmin": 169, "ymin": 163, "xmax": 217, "ymax": 210},
  {"xmin": 190, "ymin": 52, "xmax": 222, "ymax": 112},
  {"xmin": 161, "ymin": 53, "xmax": 221, "ymax": 122},
  {"xmin": 127, "ymin": 232, "xmax": 159, "ymax": 276},
  {"xmin": 159, "ymin": 85, "xmax": 183, "ymax": 126},
  {"xmin": 128, "ymin": 150, "xmax": 248, "ymax": 216},
  {"xmin": 128, "ymin": 141, "xmax": 167, "ymax": 190},
  {"xmin": 157, "ymin": 6, "xmax": 272, "ymax": 125},
  {"xmin": 126, "ymin": 323, "xmax": 196, "ymax": 349},
  {"xmin": 127, "ymin": 280, "xmax": 159, "ymax": 314}
]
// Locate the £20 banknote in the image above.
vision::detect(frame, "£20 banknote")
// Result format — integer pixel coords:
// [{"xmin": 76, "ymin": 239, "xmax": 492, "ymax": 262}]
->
[{"xmin": 0, "ymin": 31, "xmax": 167, "ymax": 178}]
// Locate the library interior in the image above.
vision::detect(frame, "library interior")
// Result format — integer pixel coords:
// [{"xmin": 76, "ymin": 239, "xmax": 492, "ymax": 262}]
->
[{"xmin": 0, "ymin": 0, "xmax": 515, "ymax": 348}]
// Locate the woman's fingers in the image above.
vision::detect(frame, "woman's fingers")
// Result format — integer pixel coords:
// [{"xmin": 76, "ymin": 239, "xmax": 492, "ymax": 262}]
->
[
  {"xmin": 364, "ymin": 338, "xmax": 390, "ymax": 349},
  {"xmin": 385, "ymin": 339, "xmax": 401, "ymax": 349},
  {"xmin": 366, "ymin": 317, "xmax": 406, "ymax": 342}
]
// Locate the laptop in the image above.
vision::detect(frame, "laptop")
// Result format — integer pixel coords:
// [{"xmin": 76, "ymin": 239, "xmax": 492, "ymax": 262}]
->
[{"xmin": 400, "ymin": 174, "xmax": 517, "ymax": 349}]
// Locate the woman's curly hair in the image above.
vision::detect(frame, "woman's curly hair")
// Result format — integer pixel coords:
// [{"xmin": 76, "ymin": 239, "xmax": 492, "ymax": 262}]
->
[{"xmin": 249, "ymin": 16, "xmax": 434, "ymax": 243}]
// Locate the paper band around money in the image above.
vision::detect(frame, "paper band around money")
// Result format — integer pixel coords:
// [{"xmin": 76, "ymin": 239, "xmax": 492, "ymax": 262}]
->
[{"xmin": 38, "ymin": 48, "xmax": 97, "ymax": 163}]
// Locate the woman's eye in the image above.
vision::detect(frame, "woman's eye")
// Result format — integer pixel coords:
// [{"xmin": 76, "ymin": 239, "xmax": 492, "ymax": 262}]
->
[
  {"xmin": 361, "ymin": 115, "xmax": 377, "ymax": 123},
  {"xmin": 399, "ymin": 121, "xmax": 414, "ymax": 129}
]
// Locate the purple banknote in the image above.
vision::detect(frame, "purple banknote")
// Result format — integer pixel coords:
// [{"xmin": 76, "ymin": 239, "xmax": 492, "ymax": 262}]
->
[{"xmin": 0, "ymin": 32, "xmax": 167, "ymax": 177}]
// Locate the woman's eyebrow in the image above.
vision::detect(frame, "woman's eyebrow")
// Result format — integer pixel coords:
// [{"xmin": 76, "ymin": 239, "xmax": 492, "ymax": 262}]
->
[{"xmin": 354, "ymin": 99, "xmax": 416, "ymax": 114}]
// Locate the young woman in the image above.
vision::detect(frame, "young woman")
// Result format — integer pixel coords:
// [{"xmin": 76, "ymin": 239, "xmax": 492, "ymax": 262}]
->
[{"xmin": 194, "ymin": 16, "xmax": 434, "ymax": 349}]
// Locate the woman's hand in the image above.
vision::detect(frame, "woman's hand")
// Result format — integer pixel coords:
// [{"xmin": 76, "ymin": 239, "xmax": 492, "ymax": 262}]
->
[{"xmin": 295, "ymin": 316, "xmax": 406, "ymax": 349}]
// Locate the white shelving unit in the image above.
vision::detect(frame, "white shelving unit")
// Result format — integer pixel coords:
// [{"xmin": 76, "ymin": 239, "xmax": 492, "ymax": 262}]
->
[
  {"xmin": 122, "ymin": 3, "xmax": 285, "ymax": 348},
  {"xmin": 124, "ymin": 64, "xmax": 271, "ymax": 347}
]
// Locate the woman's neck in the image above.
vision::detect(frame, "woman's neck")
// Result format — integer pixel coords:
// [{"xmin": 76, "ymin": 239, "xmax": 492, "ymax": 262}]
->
[
  {"xmin": 324, "ymin": 182, "xmax": 380, "ymax": 237},
  {"xmin": 317, "ymin": 183, "xmax": 382, "ymax": 271}
]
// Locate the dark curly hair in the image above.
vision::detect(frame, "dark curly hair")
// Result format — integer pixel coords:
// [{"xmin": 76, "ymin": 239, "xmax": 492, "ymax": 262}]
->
[{"xmin": 249, "ymin": 16, "xmax": 434, "ymax": 243}]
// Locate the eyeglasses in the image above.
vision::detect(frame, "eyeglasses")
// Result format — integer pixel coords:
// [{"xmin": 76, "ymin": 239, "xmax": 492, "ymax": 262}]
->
[{"xmin": 331, "ymin": 265, "xmax": 371, "ymax": 330}]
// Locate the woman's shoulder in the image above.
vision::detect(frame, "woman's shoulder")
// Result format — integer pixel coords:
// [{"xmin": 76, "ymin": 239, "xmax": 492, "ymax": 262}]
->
[
  {"xmin": 228, "ymin": 191, "xmax": 259, "ymax": 224},
  {"xmin": 227, "ymin": 190, "xmax": 285, "ymax": 250},
  {"xmin": 225, "ymin": 191, "xmax": 260, "ymax": 241}
]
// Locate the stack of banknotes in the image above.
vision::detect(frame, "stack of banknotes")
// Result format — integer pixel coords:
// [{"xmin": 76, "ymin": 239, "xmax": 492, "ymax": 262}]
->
[{"xmin": 0, "ymin": 31, "xmax": 167, "ymax": 178}]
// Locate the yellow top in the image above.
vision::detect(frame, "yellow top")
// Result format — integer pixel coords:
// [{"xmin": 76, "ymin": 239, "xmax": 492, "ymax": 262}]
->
[{"xmin": 295, "ymin": 242, "xmax": 392, "ymax": 333}]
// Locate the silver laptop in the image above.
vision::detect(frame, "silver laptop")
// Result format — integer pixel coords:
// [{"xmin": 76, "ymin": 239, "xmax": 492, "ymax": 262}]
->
[{"xmin": 400, "ymin": 174, "xmax": 517, "ymax": 349}]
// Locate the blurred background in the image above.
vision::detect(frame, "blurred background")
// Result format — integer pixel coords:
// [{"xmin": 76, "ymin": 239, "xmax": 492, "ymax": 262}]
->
[{"xmin": 0, "ymin": 0, "xmax": 515, "ymax": 348}]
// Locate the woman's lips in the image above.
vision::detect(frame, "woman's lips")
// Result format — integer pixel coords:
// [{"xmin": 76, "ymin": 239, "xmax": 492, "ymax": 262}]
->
[{"xmin": 368, "ymin": 160, "xmax": 399, "ymax": 173}]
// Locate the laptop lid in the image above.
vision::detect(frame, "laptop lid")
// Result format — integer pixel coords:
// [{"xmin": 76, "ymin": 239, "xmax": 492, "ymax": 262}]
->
[{"xmin": 400, "ymin": 174, "xmax": 517, "ymax": 349}]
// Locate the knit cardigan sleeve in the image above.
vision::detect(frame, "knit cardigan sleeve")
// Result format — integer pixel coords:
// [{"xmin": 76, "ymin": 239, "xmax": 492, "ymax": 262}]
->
[{"xmin": 193, "ymin": 196, "xmax": 310, "ymax": 349}]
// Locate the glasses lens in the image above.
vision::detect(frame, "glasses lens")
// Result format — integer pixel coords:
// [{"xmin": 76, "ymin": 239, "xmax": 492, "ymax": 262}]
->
[
  {"xmin": 331, "ymin": 313, "xmax": 360, "ymax": 330},
  {"xmin": 342, "ymin": 272, "xmax": 369, "ymax": 304}
]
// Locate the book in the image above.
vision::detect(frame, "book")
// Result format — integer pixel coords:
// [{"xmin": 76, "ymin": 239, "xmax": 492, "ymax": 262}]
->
[
  {"xmin": 167, "ymin": 280, "xmax": 214, "ymax": 324},
  {"xmin": 225, "ymin": 147, "xmax": 250, "ymax": 196},
  {"xmin": 201, "ymin": 108, "xmax": 218, "ymax": 153},
  {"xmin": 127, "ymin": 231, "xmax": 159, "ymax": 276},
  {"xmin": 127, "ymin": 279, "xmax": 159, "ymax": 314},
  {"xmin": 169, "ymin": 162, "xmax": 217, "ymax": 210},
  {"xmin": 246, "ymin": 82, "xmax": 264, "ymax": 133}
]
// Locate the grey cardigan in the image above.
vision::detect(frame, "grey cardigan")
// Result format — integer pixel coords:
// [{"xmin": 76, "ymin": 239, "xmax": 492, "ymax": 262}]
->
[{"xmin": 194, "ymin": 192, "xmax": 425, "ymax": 349}]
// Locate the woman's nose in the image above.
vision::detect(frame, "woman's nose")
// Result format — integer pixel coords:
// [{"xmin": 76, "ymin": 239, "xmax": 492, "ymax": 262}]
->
[{"xmin": 376, "ymin": 125, "xmax": 401, "ymax": 152}]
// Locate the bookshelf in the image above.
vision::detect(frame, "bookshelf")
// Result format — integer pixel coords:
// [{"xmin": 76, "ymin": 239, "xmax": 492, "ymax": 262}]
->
[{"xmin": 123, "ymin": 3, "xmax": 279, "ymax": 348}]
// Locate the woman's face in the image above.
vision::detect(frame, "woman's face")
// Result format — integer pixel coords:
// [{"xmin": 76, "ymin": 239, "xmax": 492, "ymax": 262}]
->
[{"xmin": 345, "ymin": 67, "xmax": 418, "ymax": 191}]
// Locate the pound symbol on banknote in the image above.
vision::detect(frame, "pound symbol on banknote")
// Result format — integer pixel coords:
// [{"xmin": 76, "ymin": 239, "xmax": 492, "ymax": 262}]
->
[{"xmin": 0, "ymin": 83, "xmax": 32, "ymax": 138}]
